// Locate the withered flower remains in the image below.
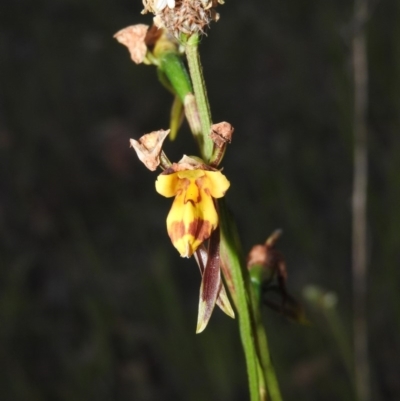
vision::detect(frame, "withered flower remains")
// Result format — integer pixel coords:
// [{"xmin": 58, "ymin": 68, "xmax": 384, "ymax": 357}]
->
[{"xmin": 143, "ymin": 0, "xmax": 222, "ymax": 37}]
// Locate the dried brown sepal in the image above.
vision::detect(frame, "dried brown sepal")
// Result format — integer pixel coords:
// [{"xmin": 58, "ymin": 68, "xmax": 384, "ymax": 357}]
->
[
  {"xmin": 163, "ymin": 154, "xmax": 215, "ymax": 174},
  {"xmin": 130, "ymin": 129, "xmax": 170, "ymax": 171},
  {"xmin": 114, "ymin": 25, "xmax": 150, "ymax": 64},
  {"xmin": 210, "ymin": 121, "xmax": 234, "ymax": 148}
]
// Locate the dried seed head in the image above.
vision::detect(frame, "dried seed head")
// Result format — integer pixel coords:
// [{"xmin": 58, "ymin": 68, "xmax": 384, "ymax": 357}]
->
[
  {"xmin": 144, "ymin": 0, "xmax": 222, "ymax": 37},
  {"xmin": 142, "ymin": 0, "xmax": 176, "ymax": 14}
]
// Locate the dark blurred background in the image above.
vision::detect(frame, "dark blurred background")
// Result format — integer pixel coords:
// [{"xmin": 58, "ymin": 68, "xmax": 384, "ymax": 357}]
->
[{"xmin": 1, "ymin": 0, "xmax": 400, "ymax": 400}]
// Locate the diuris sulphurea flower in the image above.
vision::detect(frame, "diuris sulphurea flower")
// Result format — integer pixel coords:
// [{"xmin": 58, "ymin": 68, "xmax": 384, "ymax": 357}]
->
[
  {"xmin": 130, "ymin": 134, "xmax": 233, "ymax": 332},
  {"xmin": 155, "ymin": 155, "xmax": 230, "ymax": 257},
  {"xmin": 155, "ymin": 155, "xmax": 232, "ymax": 332}
]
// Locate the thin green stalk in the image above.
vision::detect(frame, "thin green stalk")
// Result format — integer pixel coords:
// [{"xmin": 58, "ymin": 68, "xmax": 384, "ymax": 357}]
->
[
  {"xmin": 251, "ymin": 298, "xmax": 283, "ymax": 401},
  {"xmin": 220, "ymin": 199, "xmax": 283, "ymax": 401},
  {"xmin": 184, "ymin": 34, "xmax": 214, "ymax": 161},
  {"xmin": 184, "ymin": 34, "xmax": 283, "ymax": 401},
  {"xmin": 219, "ymin": 200, "xmax": 261, "ymax": 401}
]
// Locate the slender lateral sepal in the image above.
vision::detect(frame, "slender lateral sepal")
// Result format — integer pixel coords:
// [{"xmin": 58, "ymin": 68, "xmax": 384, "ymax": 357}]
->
[
  {"xmin": 196, "ymin": 227, "xmax": 222, "ymax": 333},
  {"xmin": 195, "ymin": 244, "xmax": 235, "ymax": 319}
]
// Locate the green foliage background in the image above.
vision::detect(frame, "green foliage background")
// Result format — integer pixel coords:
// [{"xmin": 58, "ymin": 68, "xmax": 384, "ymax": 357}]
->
[{"xmin": 1, "ymin": 0, "xmax": 399, "ymax": 400}]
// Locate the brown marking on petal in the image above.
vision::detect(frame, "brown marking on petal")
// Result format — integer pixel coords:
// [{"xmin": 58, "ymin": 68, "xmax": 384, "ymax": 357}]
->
[
  {"xmin": 195, "ymin": 176, "xmax": 205, "ymax": 193},
  {"xmin": 168, "ymin": 220, "xmax": 185, "ymax": 242},
  {"xmin": 187, "ymin": 219, "xmax": 212, "ymax": 242}
]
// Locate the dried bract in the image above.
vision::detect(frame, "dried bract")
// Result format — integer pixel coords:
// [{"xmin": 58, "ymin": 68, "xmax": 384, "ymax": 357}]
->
[
  {"xmin": 114, "ymin": 24, "xmax": 149, "ymax": 64},
  {"xmin": 130, "ymin": 129, "xmax": 170, "ymax": 171},
  {"xmin": 210, "ymin": 121, "xmax": 234, "ymax": 148}
]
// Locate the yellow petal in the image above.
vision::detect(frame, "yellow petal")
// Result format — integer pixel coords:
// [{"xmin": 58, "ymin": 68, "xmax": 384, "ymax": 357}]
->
[
  {"xmin": 198, "ymin": 186, "xmax": 219, "ymax": 229},
  {"xmin": 155, "ymin": 172, "xmax": 180, "ymax": 197},
  {"xmin": 184, "ymin": 178, "xmax": 200, "ymax": 203},
  {"xmin": 177, "ymin": 170, "xmax": 204, "ymax": 203},
  {"xmin": 166, "ymin": 185, "xmax": 218, "ymax": 257},
  {"xmin": 203, "ymin": 171, "xmax": 230, "ymax": 198}
]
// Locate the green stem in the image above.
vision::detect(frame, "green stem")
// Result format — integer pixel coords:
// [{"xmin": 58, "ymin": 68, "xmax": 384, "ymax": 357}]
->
[
  {"xmin": 251, "ymin": 298, "xmax": 283, "ymax": 401},
  {"xmin": 185, "ymin": 34, "xmax": 214, "ymax": 161},
  {"xmin": 219, "ymin": 200, "xmax": 261, "ymax": 401},
  {"xmin": 219, "ymin": 199, "xmax": 283, "ymax": 401},
  {"xmin": 184, "ymin": 34, "xmax": 282, "ymax": 401},
  {"xmin": 248, "ymin": 269, "xmax": 283, "ymax": 401}
]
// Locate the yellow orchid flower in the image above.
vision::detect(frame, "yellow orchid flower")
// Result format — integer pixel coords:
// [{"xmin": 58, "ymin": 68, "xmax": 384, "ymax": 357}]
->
[{"xmin": 155, "ymin": 159, "xmax": 230, "ymax": 258}]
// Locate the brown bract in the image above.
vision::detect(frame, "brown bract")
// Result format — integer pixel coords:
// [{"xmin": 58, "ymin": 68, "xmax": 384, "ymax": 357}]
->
[
  {"xmin": 130, "ymin": 129, "xmax": 170, "ymax": 171},
  {"xmin": 114, "ymin": 24, "xmax": 149, "ymax": 64},
  {"xmin": 247, "ymin": 230, "xmax": 285, "ymax": 279},
  {"xmin": 210, "ymin": 121, "xmax": 234, "ymax": 148},
  {"xmin": 247, "ymin": 244, "xmax": 270, "ymax": 268},
  {"xmin": 247, "ymin": 242, "xmax": 285, "ymax": 280}
]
